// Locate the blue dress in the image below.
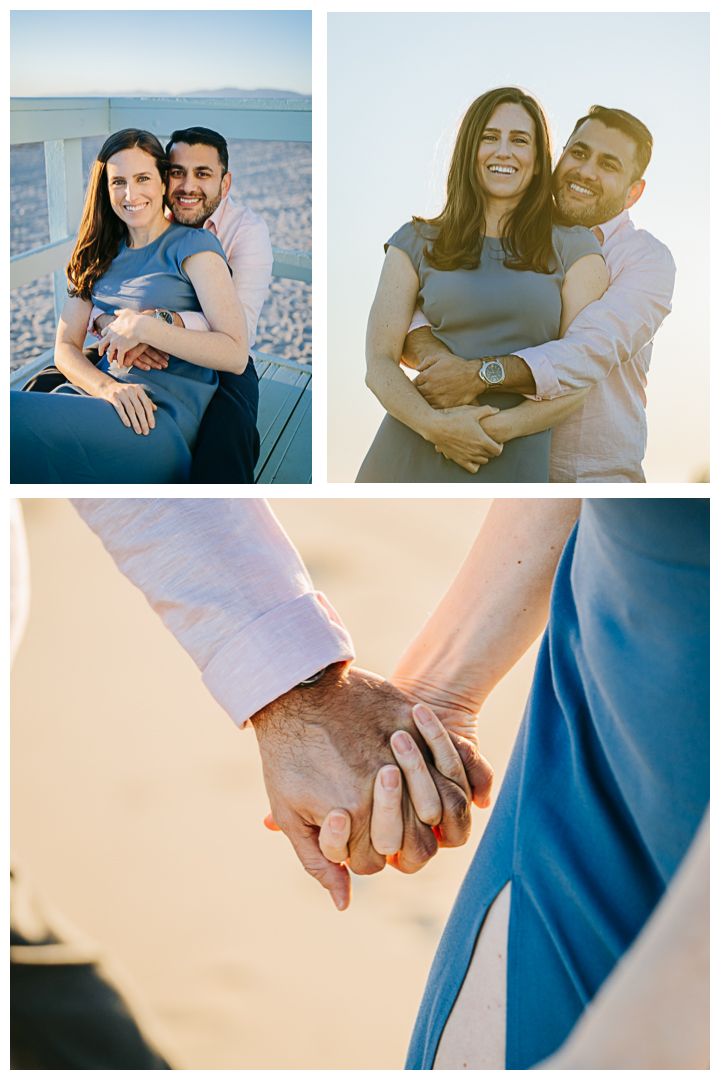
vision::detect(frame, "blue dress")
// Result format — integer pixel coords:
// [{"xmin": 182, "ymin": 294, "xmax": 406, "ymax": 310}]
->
[
  {"xmin": 407, "ymin": 499, "xmax": 709, "ymax": 1068},
  {"xmin": 356, "ymin": 221, "xmax": 603, "ymax": 484},
  {"xmin": 11, "ymin": 224, "xmax": 228, "ymax": 484}
]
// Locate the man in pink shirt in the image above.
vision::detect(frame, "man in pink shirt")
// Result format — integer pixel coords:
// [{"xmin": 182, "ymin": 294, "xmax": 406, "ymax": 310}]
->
[{"xmin": 404, "ymin": 106, "xmax": 676, "ymax": 483}]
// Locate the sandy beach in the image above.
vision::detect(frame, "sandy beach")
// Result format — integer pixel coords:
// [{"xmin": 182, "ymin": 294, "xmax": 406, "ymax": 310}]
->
[
  {"xmin": 11, "ymin": 498, "xmax": 536, "ymax": 1070},
  {"xmin": 10, "ymin": 136, "xmax": 311, "ymax": 373}
]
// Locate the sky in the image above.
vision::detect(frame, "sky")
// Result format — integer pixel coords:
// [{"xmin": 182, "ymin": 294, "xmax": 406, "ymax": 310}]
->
[
  {"xmin": 10, "ymin": 10, "xmax": 311, "ymax": 97},
  {"xmin": 328, "ymin": 12, "xmax": 710, "ymax": 485}
]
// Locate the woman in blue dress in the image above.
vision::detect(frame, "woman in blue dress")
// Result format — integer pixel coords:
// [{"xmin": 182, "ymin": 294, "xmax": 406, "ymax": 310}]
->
[
  {"xmin": 356, "ymin": 87, "xmax": 608, "ymax": 483},
  {"xmin": 11, "ymin": 129, "xmax": 247, "ymax": 484},
  {"xmin": 383, "ymin": 498, "xmax": 709, "ymax": 1068}
]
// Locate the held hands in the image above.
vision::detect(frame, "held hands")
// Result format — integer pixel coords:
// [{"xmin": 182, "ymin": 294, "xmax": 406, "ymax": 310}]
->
[
  {"xmin": 252, "ymin": 664, "xmax": 492, "ymax": 910},
  {"xmin": 415, "ymin": 351, "xmax": 485, "ymax": 409},
  {"xmin": 98, "ymin": 309, "xmax": 170, "ymax": 370},
  {"xmin": 431, "ymin": 405, "xmax": 504, "ymax": 473}
]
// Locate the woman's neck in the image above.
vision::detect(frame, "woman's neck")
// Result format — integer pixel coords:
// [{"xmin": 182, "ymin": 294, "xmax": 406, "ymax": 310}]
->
[
  {"xmin": 483, "ymin": 195, "xmax": 523, "ymax": 238},
  {"xmin": 125, "ymin": 212, "xmax": 171, "ymax": 249}
]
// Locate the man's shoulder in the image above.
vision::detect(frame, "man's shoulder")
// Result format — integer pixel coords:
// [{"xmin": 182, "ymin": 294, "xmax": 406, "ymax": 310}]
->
[
  {"xmin": 615, "ymin": 217, "xmax": 675, "ymax": 269},
  {"xmin": 218, "ymin": 196, "xmax": 270, "ymax": 235}
]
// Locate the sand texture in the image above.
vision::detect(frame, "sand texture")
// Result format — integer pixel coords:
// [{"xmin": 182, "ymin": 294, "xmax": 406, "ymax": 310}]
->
[
  {"xmin": 11, "ymin": 138, "xmax": 311, "ymax": 372},
  {"xmin": 11, "ymin": 499, "xmax": 533, "ymax": 1070}
]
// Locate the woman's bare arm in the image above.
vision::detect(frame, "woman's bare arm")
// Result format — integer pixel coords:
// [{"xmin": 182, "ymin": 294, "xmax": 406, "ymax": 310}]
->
[
  {"xmin": 393, "ymin": 499, "xmax": 581, "ymax": 719},
  {"xmin": 365, "ymin": 247, "xmax": 504, "ymax": 471},
  {"xmin": 99, "ymin": 251, "xmax": 248, "ymax": 374}
]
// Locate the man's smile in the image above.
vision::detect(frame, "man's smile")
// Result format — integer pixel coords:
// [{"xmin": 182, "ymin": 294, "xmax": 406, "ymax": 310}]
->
[{"xmin": 566, "ymin": 180, "xmax": 598, "ymax": 198}]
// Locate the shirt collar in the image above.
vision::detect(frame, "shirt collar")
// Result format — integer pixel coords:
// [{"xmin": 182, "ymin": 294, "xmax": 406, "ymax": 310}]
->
[
  {"xmin": 594, "ymin": 208, "xmax": 629, "ymax": 245},
  {"xmin": 204, "ymin": 195, "xmax": 230, "ymax": 235}
]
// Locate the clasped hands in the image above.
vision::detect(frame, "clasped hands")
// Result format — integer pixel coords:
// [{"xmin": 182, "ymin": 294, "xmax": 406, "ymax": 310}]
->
[
  {"xmin": 95, "ymin": 308, "xmax": 172, "ymax": 371},
  {"xmin": 251, "ymin": 663, "xmax": 493, "ymax": 910},
  {"xmin": 411, "ymin": 349, "xmax": 506, "ymax": 473}
]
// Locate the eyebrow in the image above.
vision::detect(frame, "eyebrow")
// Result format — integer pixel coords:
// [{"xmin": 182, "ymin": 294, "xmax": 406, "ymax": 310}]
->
[
  {"xmin": 484, "ymin": 127, "xmax": 533, "ymax": 137},
  {"xmin": 571, "ymin": 139, "xmax": 625, "ymax": 167},
  {"xmin": 170, "ymin": 163, "xmax": 217, "ymax": 171},
  {"xmin": 108, "ymin": 170, "xmax": 154, "ymax": 179}
]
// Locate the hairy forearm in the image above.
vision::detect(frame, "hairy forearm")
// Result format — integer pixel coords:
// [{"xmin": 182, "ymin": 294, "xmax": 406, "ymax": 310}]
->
[
  {"xmin": 539, "ymin": 811, "xmax": 709, "ymax": 1069},
  {"xmin": 481, "ymin": 387, "xmax": 590, "ymax": 443},
  {"xmin": 393, "ymin": 499, "xmax": 581, "ymax": 713},
  {"xmin": 365, "ymin": 354, "xmax": 443, "ymax": 441}
]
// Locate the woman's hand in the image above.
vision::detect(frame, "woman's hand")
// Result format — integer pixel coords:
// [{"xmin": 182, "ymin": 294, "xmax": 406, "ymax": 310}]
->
[
  {"xmin": 318, "ymin": 703, "xmax": 494, "ymax": 873},
  {"xmin": 98, "ymin": 309, "xmax": 149, "ymax": 367},
  {"xmin": 99, "ymin": 379, "xmax": 157, "ymax": 435},
  {"xmin": 431, "ymin": 405, "xmax": 504, "ymax": 473}
]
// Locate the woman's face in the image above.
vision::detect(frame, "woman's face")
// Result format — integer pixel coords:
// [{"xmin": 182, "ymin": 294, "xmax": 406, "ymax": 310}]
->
[
  {"xmin": 106, "ymin": 148, "xmax": 166, "ymax": 229},
  {"xmin": 475, "ymin": 102, "xmax": 540, "ymax": 204}
]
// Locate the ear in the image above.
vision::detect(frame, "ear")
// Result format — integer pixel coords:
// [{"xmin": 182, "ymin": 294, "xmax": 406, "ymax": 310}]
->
[
  {"xmin": 221, "ymin": 171, "xmax": 232, "ymax": 199},
  {"xmin": 625, "ymin": 179, "xmax": 645, "ymax": 210}
]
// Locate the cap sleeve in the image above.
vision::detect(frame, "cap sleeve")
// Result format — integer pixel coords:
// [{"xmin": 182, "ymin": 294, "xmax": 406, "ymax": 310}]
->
[
  {"xmin": 175, "ymin": 227, "xmax": 231, "ymax": 278},
  {"xmin": 384, "ymin": 221, "xmax": 432, "ymax": 275},
  {"xmin": 553, "ymin": 224, "xmax": 604, "ymax": 275}
]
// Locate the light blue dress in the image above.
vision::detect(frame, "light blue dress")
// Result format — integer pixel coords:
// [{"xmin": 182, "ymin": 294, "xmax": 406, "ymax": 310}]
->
[
  {"xmin": 406, "ymin": 499, "xmax": 709, "ymax": 1068},
  {"xmin": 11, "ymin": 224, "xmax": 228, "ymax": 484},
  {"xmin": 356, "ymin": 221, "xmax": 603, "ymax": 484}
]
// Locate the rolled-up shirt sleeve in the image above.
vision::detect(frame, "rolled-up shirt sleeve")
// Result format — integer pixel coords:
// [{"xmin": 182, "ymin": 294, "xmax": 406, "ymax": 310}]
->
[
  {"xmin": 514, "ymin": 236, "xmax": 676, "ymax": 398},
  {"xmin": 70, "ymin": 499, "xmax": 355, "ymax": 725}
]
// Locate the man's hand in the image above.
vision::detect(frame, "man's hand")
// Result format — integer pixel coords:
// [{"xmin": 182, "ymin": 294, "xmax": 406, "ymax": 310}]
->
[
  {"xmin": 252, "ymin": 663, "xmax": 455, "ymax": 911},
  {"xmin": 415, "ymin": 352, "xmax": 485, "ymax": 409}
]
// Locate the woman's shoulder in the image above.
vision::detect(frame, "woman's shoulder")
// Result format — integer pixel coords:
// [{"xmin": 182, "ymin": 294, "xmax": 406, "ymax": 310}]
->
[
  {"xmin": 551, "ymin": 222, "xmax": 603, "ymax": 265},
  {"xmin": 385, "ymin": 219, "xmax": 438, "ymax": 259},
  {"xmin": 164, "ymin": 222, "xmax": 226, "ymax": 259}
]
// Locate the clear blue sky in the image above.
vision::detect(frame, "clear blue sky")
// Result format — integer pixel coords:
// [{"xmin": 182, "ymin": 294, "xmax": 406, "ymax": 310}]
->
[
  {"xmin": 328, "ymin": 12, "xmax": 709, "ymax": 484},
  {"xmin": 11, "ymin": 10, "xmax": 311, "ymax": 96}
]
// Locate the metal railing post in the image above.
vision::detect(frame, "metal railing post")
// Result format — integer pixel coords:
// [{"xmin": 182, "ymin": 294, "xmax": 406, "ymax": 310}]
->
[{"xmin": 44, "ymin": 137, "xmax": 84, "ymax": 326}]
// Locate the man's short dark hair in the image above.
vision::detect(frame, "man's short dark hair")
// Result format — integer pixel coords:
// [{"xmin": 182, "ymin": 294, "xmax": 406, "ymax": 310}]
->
[
  {"xmin": 166, "ymin": 127, "xmax": 229, "ymax": 176},
  {"xmin": 568, "ymin": 105, "xmax": 653, "ymax": 183}
]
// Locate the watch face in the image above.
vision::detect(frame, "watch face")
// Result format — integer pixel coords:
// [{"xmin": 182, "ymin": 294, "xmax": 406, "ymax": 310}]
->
[
  {"xmin": 156, "ymin": 309, "xmax": 173, "ymax": 324},
  {"xmin": 484, "ymin": 361, "xmax": 504, "ymax": 384}
]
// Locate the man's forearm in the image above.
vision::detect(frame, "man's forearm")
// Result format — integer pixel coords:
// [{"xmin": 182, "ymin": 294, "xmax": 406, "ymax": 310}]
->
[
  {"xmin": 405, "ymin": 328, "xmax": 537, "ymax": 406},
  {"xmin": 393, "ymin": 500, "xmax": 580, "ymax": 713}
]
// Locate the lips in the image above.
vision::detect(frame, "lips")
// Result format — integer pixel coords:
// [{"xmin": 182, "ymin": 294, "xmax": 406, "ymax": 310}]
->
[
  {"xmin": 123, "ymin": 202, "xmax": 149, "ymax": 213},
  {"xmin": 488, "ymin": 165, "xmax": 517, "ymax": 175},
  {"xmin": 566, "ymin": 180, "xmax": 598, "ymax": 198}
]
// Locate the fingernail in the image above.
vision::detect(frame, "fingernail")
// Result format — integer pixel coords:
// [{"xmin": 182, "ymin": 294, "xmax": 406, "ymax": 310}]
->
[
  {"xmin": 380, "ymin": 766, "xmax": 400, "ymax": 790},
  {"xmin": 413, "ymin": 704, "xmax": 434, "ymax": 727},
  {"xmin": 393, "ymin": 731, "xmax": 413, "ymax": 755},
  {"xmin": 334, "ymin": 895, "xmax": 348, "ymax": 911},
  {"xmin": 328, "ymin": 813, "xmax": 347, "ymax": 835}
]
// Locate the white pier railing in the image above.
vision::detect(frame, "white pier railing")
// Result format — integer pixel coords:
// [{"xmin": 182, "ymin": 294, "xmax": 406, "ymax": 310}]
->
[{"xmin": 10, "ymin": 96, "xmax": 312, "ymax": 387}]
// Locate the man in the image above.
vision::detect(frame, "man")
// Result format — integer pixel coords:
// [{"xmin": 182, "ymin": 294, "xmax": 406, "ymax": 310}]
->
[{"xmin": 404, "ymin": 106, "xmax": 676, "ymax": 482}]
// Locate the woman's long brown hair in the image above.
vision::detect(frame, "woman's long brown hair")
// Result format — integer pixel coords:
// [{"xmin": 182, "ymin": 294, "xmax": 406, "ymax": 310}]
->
[
  {"xmin": 66, "ymin": 129, "xmax": 169, "ymax": 300},
  {"xmin": 414, "ymin": 87, "xmax": 555, "ymax": 274}
]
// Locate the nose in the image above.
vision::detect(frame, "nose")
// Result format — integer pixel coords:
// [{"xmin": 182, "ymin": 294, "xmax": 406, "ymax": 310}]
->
[
  {"xmin": 575, "ymin": 157, "xmax": 598, "ymax": 181},
  {"xmin": 495, "ymin": 137, "xmax": 512, "ymax": 158}
]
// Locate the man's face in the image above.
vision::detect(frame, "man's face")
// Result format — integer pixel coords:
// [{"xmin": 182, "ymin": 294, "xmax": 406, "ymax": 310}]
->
[
  {"xmin": 553, "ymin": 119, "xmax": 643, "ymax": 227},
  {"xmin": 166, "ymin": 142, "xmax": 232, "ymax": 226}
]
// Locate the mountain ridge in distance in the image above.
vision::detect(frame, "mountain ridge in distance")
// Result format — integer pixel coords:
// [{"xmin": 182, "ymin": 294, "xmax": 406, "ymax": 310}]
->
[{"xmin": 21, "ymin": 87, "xmax": 310, "ymax": 99}]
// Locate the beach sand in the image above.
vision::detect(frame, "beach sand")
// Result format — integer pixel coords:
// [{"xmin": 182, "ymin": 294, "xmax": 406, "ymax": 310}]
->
[
  {"xmin": 10, "ymin": 137, "xmax": 311, "ymax": 372},
  {"xmin": 11, "ymin": 498, "xmax": 535, "ymax": 1070}
]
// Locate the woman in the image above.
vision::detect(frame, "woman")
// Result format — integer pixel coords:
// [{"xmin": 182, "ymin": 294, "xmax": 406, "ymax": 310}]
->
[
  {"xmin": 11, "ymin": 129, "xmax": 247, "ymax": 484},
  {"xmin": 356, "ymin": 87, "xmax": 608, "ymax": 483}
]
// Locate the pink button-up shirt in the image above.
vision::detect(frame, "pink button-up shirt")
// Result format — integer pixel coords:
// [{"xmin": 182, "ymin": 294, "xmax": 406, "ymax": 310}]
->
[
  {"xmin": 515, "ymin": 210, "xmax": 676, "ymax": 483},
  {"xmin": 69, "ymin": 499, "xmax": 355, "ymax": 726},
  {"xmin": 90, "ymin": 195, "xmax": 273, "ymax": 357}
]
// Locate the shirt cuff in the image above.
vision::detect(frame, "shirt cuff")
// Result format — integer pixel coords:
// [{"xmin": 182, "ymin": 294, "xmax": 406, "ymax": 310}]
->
[
  {"xmin": 513, "ymin": 347, "xmax": 561, "ymax": 400},
  {"xmin": 180, "ymin": 310, "xmax": 210, "ymax": 333},
  {"xmin": 201, "ymin": 591, "xmax": 356, "ymax": 727}
]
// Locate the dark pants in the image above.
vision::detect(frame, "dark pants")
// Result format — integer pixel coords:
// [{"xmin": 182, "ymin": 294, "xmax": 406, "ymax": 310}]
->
[{"xmin": 21, "ymin": 350, "xmax": 260, "ymax": 485}]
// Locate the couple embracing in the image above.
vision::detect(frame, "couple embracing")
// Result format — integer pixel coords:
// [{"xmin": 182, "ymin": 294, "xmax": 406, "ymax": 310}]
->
[
  {"xmin": 358, "ymin": 87, "xmax": 675, "ymax": 483},
  {"xmin": 12, "ymin": 126, "xmax": 272, "ymax": 484}
]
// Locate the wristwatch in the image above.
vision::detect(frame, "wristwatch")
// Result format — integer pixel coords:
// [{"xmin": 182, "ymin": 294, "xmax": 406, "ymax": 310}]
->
[
  {"xmin": 478, "ymin": 357, "xmax": 505, "ymax": 388},
  {"xmin": 296, "ymin": 667, "xmax": 329, "ymax": 687},
  {"xmin": 153, "ymin": 308, "xmax": 174, "ymax": 325}
]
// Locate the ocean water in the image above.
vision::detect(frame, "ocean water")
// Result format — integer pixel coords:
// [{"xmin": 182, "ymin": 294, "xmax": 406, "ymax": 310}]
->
[{"xmin": 10, "ymin": 137, "xmax": 311, "ymax": 371}]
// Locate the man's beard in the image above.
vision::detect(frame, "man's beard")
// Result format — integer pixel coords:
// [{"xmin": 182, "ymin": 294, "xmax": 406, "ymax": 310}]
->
[
  {"xmin": 552, "ymin": 172, "xmax": 627, "ymax": 228},
  {"xmin": 168, "ymin": 187, "xmax": 223, "ymax": 226}
]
